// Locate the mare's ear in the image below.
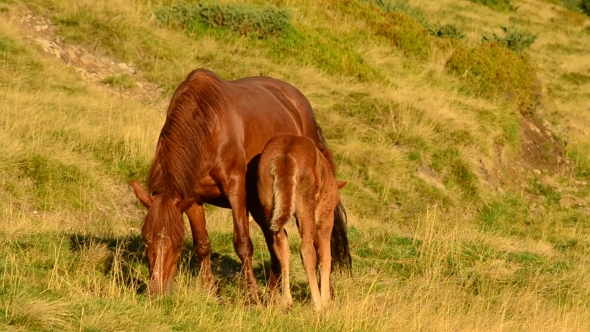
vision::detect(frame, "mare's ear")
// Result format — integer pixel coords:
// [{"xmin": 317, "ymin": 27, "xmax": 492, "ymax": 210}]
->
[
  {"xmin": 337, "ymin": 181, "xmax": 347, "ymax": 190},
  {"xmin": 131, "ymin": 180, "xmax": 153, "ymax": 209},
  {"xmin": 176, "ymin": 197, "xmax": 197, "ymax": 213}
]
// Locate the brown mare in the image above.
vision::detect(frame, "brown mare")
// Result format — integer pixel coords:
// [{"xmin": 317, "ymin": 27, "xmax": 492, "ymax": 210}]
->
[
  {"xmin": 257, "ymin": 134, "xmax": 351, "ymax": 310},
  {"xmin": 130, "ymin": 69, "xmax": 335, "ymax": 301}
]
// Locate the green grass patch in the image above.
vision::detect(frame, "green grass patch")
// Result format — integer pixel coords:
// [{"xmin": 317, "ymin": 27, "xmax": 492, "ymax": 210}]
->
[
  {"xmin": 527, "ymin": 176, "xmax": 561, "ymax": 205},
  {"xmin": 446, "ymin": 42, "xmax": 541, "ymax": 112},
  {"xmin": 568, "ymin": 144, "xmax": 590, "ymax": 178},
  {"xmin": 469, "ymin": 0, "xmax": 515, "ymax": 11},
  {"xmin": 155, "ymin": 3, "xmax": 290, "ymax": 38},
  {"xmin": 361, "ymin": 0, "xmax": 430, "ymax": 25},
  {"xmin": 17, "ymin": 153, "xmax": 94, "ymax": 211},
  {"xmin": 86, "ymin": 139, "xmax": 150, "ymax": 182},
  {"xmin": 561, "ymin": 71, "xmax": 590, "ymax": 85},
  {"xmin": 431, "ymin": 148, "xmax": 479, "ymax": 199},
  {"xmin": 544, "ymin": 0, "xmax": 590, "ymax": 16},
  {"xmin": 479, "ymin": 193, "xmax": 530, "ymax": 234},
  {"xmin": 155, "ymin": 3, "xmax": 378, "ymax": 81},
  {"xmin": 378, "ymin": 11, "xmax": 431, "ymax": 59},
  {"xmin": 102, "ymin": 74, "xmax": 135, "ymax": 91},
  {"xmin": 0, "ymin": 34, "xmax": 43, "ymax": 89}
]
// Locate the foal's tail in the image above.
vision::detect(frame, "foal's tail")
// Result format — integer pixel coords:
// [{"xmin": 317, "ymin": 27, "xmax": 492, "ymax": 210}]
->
[
  {"xmin": 331, "ymin": 200, "xmax": 352, "ymax": 275},
  {"xmin": 269, "ymin": 155, "xmax": 298, "ymax": 232}
]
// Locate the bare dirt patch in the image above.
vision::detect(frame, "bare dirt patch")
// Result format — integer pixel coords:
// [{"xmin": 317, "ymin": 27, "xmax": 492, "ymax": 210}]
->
[
  {"xmin": 519, "ymin": 116, "xmax": 569, "ymax": 175},
  {"xmin": 7, "ymin": 8, "xmax": 163, "ymax": 104}
]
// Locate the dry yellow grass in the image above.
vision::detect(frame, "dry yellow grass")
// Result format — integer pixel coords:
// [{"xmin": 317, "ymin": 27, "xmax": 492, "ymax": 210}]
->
[{"xmin": 1, "ymin": 0, "xmax": 590, "ymax": 330}]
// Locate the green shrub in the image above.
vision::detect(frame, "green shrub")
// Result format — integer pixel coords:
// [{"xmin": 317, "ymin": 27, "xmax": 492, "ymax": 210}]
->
[
  {"xmin": 378, "ymin": 11, "xmax": 431, "ymax": 59},
  {"xmin": 361, "ymin": 0, "xmax": 430, "ymax": 26},
  {"xmin": 155, "ymin": 3, "xmax": 291, "ymax": 38},
  {"xmin": 483, "ymin": 26, "xmax": 537, "ymax": 53},
  {"xmin": 155, "ymin": 3, "xmax": 377, "ymax": 81},
  {"xmin": 446, "ymin": 43, "xmax": 540, "ymax": 112},
  {"xmin": 429, "ymin": 23, "xmax": 466, "ymax": 39},
  {"xmin": 547, "ymin": 0, "xmax": 590, "ymax": 15},
  {"xmin": 469, "ymin": 0, "xmax": 515, "ymax": 11}
]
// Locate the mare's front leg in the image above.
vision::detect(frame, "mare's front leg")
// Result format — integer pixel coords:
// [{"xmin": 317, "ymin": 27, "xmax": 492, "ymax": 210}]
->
[
  {"xmin": 225, "ymin": 173, "xmax": 260, "ymax": 305},
  {"xmin": 186, "ymin": 203, "xmax": 217, "ymax": 295}
]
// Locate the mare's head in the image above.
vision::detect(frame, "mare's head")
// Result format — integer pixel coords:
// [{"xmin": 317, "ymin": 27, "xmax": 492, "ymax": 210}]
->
[{"xmin": 131, "ymin": 180, "xmax": 195, "ymax": 295}]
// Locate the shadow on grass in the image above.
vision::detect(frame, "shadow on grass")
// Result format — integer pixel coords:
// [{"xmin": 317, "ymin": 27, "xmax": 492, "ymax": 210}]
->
[
  {"xmin": 67, "ymin": 233, "xmax": 310, "ymax": 301},
  {"xmin": 69, "ymin": 233, "xmax": 148, "ymax": 294}
]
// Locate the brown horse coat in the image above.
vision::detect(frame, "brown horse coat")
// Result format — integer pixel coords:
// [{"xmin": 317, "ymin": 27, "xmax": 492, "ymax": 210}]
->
[
  {"xmin": 131, "ymin": 69, "xmax": 333, "ymax": 299},
  {"xmin": 257, "ymin": 134, "xmax": 349, "ymax": 310}
]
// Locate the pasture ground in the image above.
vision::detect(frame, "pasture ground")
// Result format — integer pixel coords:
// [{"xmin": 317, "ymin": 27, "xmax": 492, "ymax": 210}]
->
[{"xmin": 1, "ymin": 0, "xmax": 590, "ymax": 330}]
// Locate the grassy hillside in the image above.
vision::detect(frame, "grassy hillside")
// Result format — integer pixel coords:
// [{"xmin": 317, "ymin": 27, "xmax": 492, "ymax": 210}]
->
[{"xmin": 1, "ymin": 0, "xmax": 590, "ymax": 330}]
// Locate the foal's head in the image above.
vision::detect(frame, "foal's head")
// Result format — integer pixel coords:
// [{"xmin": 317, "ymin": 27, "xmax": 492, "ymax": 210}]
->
[{"xmin": 131, "ymin": 181, "xmax": 195, "ymax": 296}]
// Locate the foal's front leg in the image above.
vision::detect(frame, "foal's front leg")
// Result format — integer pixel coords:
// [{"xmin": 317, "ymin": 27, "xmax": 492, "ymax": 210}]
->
[{"xmin": 186, "ymin": 203, "xmax": 217, "ymax": 295}]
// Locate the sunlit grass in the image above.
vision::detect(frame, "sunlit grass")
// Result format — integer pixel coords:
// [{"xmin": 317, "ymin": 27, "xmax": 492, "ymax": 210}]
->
[{"xmin": 0, "ymin": 0, "xmax": 590, "ymax": 330}]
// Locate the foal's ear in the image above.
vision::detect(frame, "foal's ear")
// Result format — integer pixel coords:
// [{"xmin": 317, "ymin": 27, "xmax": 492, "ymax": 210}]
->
[
  {"xmin": 337, "ymin": 181, "xmax": 347, "ymax": 190},
  {"xmin": 176, "ymin": 197, "xmax": 197, "ymax": 213},
  {"xmin": 131, "ymin": 180, "xmax": 153, "ymax": 209}
]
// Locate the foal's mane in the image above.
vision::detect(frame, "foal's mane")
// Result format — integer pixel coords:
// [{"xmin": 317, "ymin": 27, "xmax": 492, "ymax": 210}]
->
[
  {"xmin": 147, "ymin": 69, "xmax": 226, "ymax": 198},
  {"xmin": 143, "ymin": 69, "xmax": 226, "ymax": 245}
]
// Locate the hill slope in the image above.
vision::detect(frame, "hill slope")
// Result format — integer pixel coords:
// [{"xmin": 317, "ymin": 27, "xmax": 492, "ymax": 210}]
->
[{"xmin": 1, "ymin": 0, "xmax": 590, "ymax": 330}]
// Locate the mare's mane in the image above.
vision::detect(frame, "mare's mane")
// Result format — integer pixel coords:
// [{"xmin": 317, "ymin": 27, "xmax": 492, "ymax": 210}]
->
[
  {"xmin": 143, "ymin": 69, "xmax": 226, "ymax": 245},
  {"xmin": 147, "ymin": 69, "xmax": 226, "ymax": 198}
]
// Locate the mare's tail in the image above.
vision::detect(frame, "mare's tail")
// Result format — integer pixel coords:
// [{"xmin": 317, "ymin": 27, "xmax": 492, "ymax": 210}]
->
[
  {"xmin": 269, "ymin": 155, "xmax": 298, "ymax": 232},
  {"xmin": 331, "ymin": 200, "xmax": 352, "ymax": 275},
  {"xmin": 314, "ymin": 120, "xmax": 337, "ymax": 175}
]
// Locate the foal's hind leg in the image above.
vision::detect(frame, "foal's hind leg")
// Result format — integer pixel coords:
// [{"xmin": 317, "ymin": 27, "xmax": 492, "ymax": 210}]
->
[
  {"xmin": 250, "ymin": 204, "xmax": 282, "ymax": 304},
  {"xmin": 296, "ymin": 193, "xmax": 322, "ymax": 310},
  {"xmin": 273, "ymin": 229, "xmax": 293, "ymax": 307},
  {"xmin": 316, "ymin": 207, "xmax": 335, "ymax": 308}
]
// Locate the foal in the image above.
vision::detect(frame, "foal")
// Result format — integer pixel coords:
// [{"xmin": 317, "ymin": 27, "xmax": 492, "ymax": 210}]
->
[{"xmin": 258, "ymin": 134, "xmax": 347, "ymax": 310}]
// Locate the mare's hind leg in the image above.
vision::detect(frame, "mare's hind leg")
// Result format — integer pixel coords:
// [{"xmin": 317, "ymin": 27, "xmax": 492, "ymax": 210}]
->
[{"xmin": 186, "ymin": 203, "xmax": 217, "ymax": 295}]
